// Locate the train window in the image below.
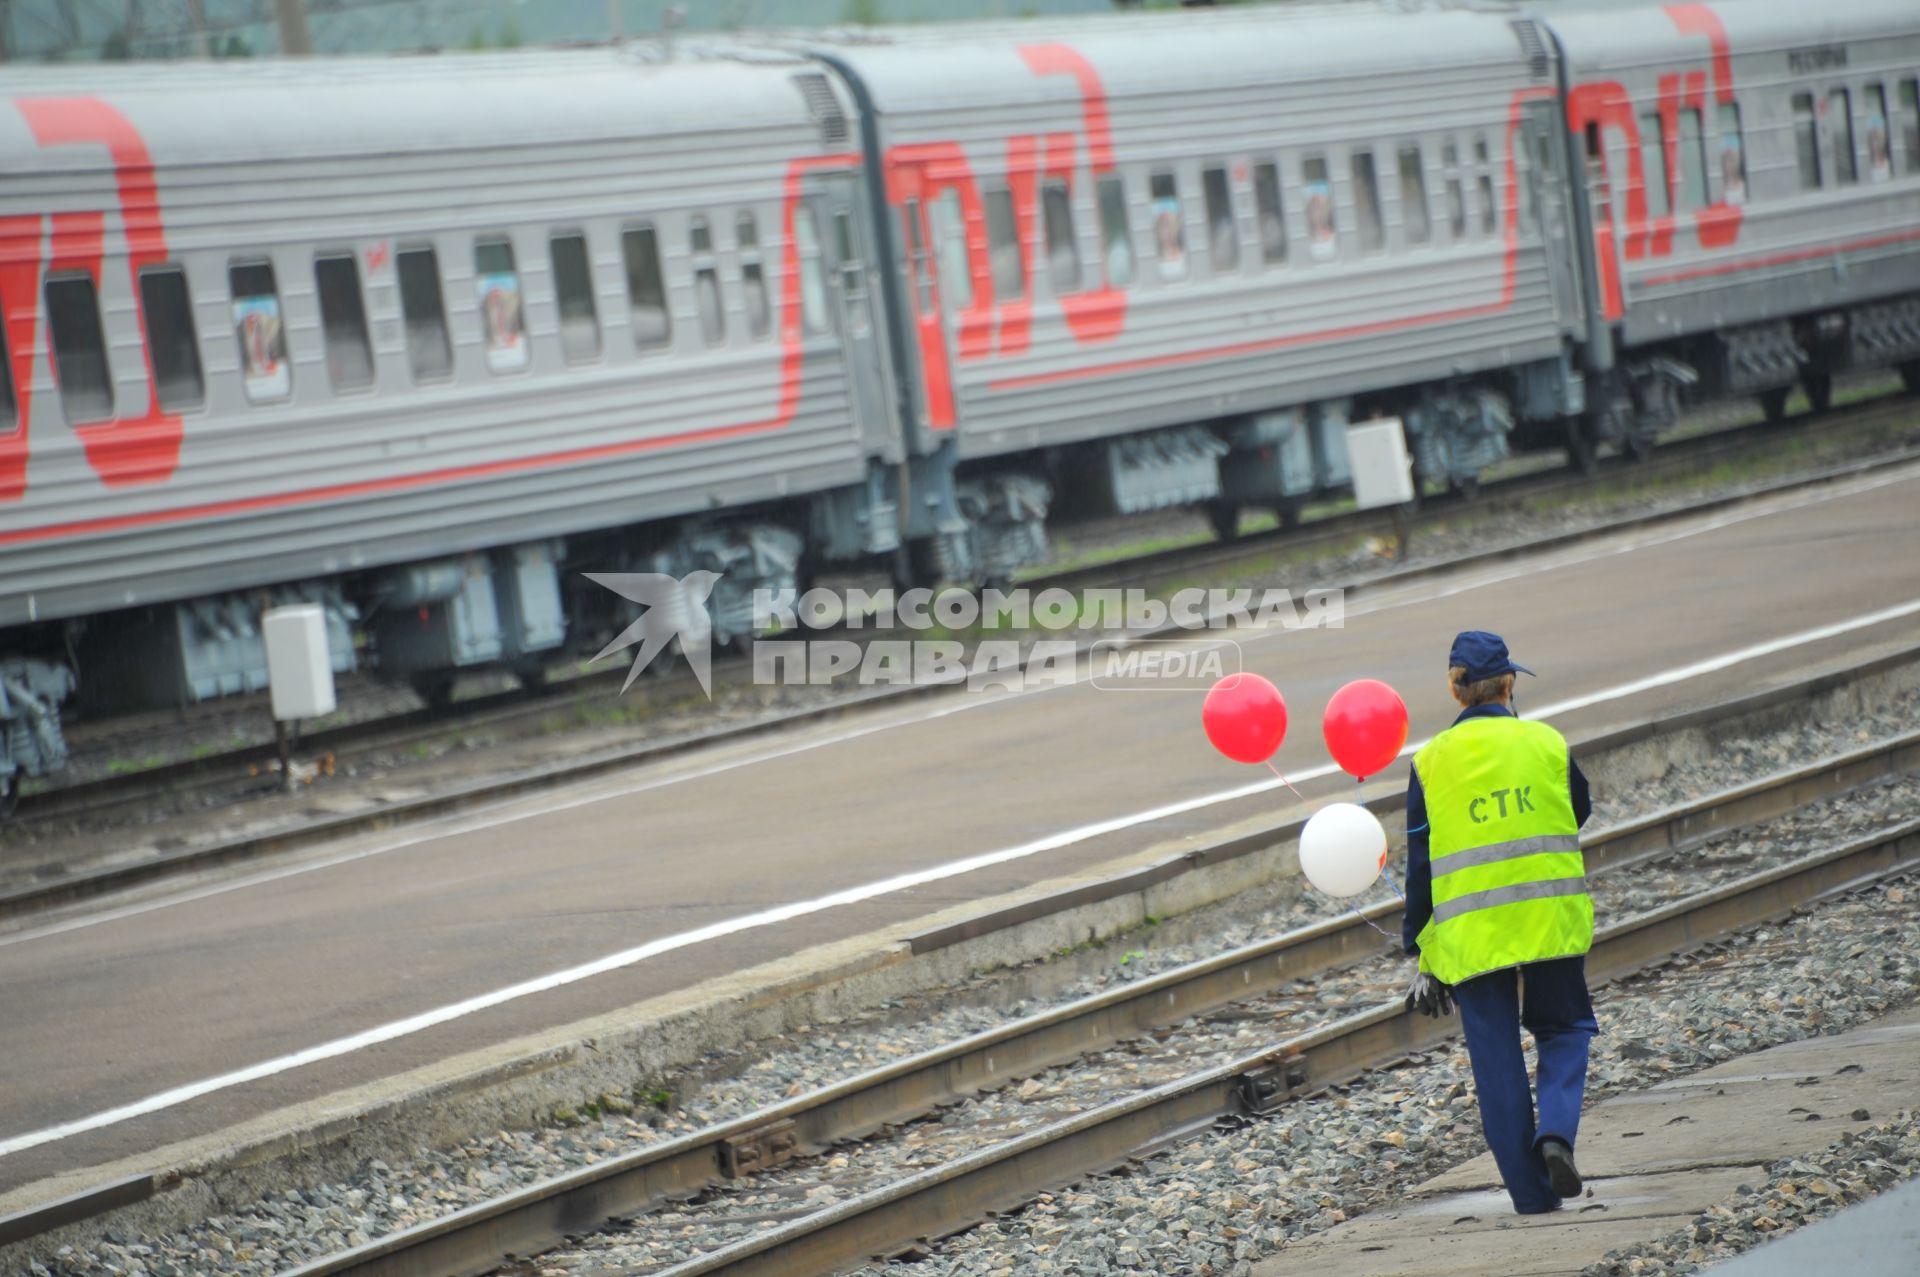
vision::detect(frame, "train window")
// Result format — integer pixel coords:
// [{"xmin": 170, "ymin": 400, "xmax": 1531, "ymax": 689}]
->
[
  {"xmin": 1302, "ymin": 156, "xmax": 1335, "ymax": 260},
  {"xmin": 313, "ymin": 253, "xmax": 374, "ymax": 391},
  {"xmin": 1149, "ymin": 172, "xmax": 1187, "ymax": 278},
  {"xmin": 395, "ymin": 246, "xmax": 453, "ymax": 383},
  {"xmin": 1252, "ymin": 161, "xmax": 1287, "ymax": 263},
  {"xmin": 473, "ymin": 239, "xmax": 529, "ymax": 372},
  {"xmin": 622, "ymin": 225, "xmax": 672, "ymax": 348},
  {"xmin": 1829, "ymin": 88, "xmax": 1857, "ymax": 186},
  {"xmin": 689, "ymin": 217, "xmax": 726, "ymax": 347},
  {"xmin": 1678, "ymin": 109, "xmax": 1709, "ymax": 211},
  {"xmin": 1639, "ymin": 111, "xmax": 1671, "ymax": 218},
  {"xmin": 1584, "ymin": 123, "xmax": 1613, "ymax": 226},
  {"xmin": 1202, "ymin": 165, "xmax": 1238, "ymax": 271},
  {"xmin": 1398, "ymin": 145, "xmax": 1431, "ymax": 245},
  {"xmin": 1351, "ymin": 150, "xmax": 1384, "ymax": 253},
  {"xmin": 1474, "ymin": 137, "xmax": 1496, "ymax": 234},
  {"xmin": 45, "ymin": 275, "xmax": 114, "ymax": 423},
  {"xmin": 1718, "ymin": 102, "xmax": 1748, "ymax": 205},
  {"xmin": 792, "ymin": 206, "xmax": 829, "ymax": 335},
  {"xmin": 1098, "ymin": 175, "xmax": 1134, "ymax": 287},
  {"xmin": 550, "ymin": 232, "xmax": 602, "ymax": 362},
  {"xmin": 1792, "ymin": 93, "xmax": 1822, "ymax": 188},
  {"xmin": 1041, "ymin": 180, "xmax": 1082, "ymax": 294},
  {"xmin": 45, "ymin": 275, "xmax": 113, "ymax": 422},
  {"xmin": 0, "ymin": 297, "xmax": 14, "ymax": 431},
  {"xmin": 1902, "ymin": 81, "xmax": 1920, "ymax": 173},
  {"xmin": 139, "ymin": 266, "xmax": 205, "ymax": 412},
  {"xmin": 736, "ymin": 214, "xmax": 771, "ymax": 340},
  {"xmin": 1442, "ymin": 143, "xmax": 1466, "ymax": 239},
  {"xmin": 984, "ymin": 188, "xmax": 1025, "ymax": 299},
  {"xmin": 930, "ymin": 189, "xmax": 973, "ymax": 310},
  {"xmin": 229, "ymin": 261, "xmax": 290, "ymax": 402},
  {"xmin": 1864, "ymin": 85, "xmax": 1892, "ymax": 182}
]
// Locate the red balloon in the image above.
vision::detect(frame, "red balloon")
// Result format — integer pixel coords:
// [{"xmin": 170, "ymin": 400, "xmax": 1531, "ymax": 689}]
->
[
  {"xmin": 1202, "ymin": 673, "xmax": 1288, "ymax": 764},
  {"xmin": 1323, "ymin": 679, "xmax": 1410, "ymax": 780}
]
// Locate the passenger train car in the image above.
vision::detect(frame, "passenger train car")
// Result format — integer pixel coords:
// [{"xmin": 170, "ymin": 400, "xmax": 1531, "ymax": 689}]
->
[{"xmin": 1, "ymin": 0, "xmax": 1917, "ymax": 805}]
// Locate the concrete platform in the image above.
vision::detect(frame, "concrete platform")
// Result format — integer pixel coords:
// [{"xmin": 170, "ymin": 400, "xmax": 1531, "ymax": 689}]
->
[
  {"xmin": 1708, "ymin": 1177, "xmax": 1920, "ymax": 1277},
  {"xmin": 1253, "ymin": 1004, "xmax": 1920, "ymax": 1277}
]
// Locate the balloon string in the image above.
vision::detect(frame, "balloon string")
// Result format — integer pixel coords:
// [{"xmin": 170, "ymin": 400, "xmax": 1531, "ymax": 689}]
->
[
  {"xmin": 1265, "ymin": 760, "xmax": 1307, "ymax": 803},
  {"xmin": 1350, "ymin": 906, "xmax": 1397, "ymax": 940},
  {"xmin": 1380, "ymin": 864, "xmax": 1407, "ymax": 902}
]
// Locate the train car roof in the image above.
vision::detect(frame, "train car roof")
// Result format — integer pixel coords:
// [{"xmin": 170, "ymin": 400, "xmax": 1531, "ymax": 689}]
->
[
  {"xmin": 789, "ymin": 1, "xmax": 1540, "ymax": 116},
  {"xmin": 1541, "ymin": 0, "xmax": 1920, "ymax": 73},
  {"xmin": 0, "ymin": 45, "xmax": 842, "ymax": 170}
]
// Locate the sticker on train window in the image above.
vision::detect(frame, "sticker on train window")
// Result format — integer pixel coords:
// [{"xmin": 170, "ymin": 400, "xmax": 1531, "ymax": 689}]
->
[
  {"xmin": 230, "ymin": 263, "xmax": 291, "ymax": 403},
  {"xmin": 473, "ymin": 239, "xmax": 529, "ymax": 373},
  {"xmin": 1718, "ymin": 103, "xmax": 1747, "ymax": 205},
  {"xmin": 1302, "ymin": 155, "xmax": 1335, "ymax": 260},
  {"xmin": 1149, "ymin": 172, "xmax": 1185, "ymax": 279},
  {"xmin": 1865, "ymin": 85, "xmax": 1891, "ymax": 182}
]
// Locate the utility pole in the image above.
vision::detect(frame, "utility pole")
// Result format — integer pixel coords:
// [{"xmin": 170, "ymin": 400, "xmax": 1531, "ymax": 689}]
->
[
  {"xmin": 185, "ymin": 0, "xmax": 211, "ymax": 57},
  {"xmin": 608, "ymin": 0, "xmax": 621, "ymax": 41},
  {"xmin": 276, "ymin": 0, "xmax": 313, "ymax": 55}
]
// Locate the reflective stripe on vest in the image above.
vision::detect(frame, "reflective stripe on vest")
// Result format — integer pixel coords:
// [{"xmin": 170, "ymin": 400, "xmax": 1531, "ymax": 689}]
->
[{"xmin": 1412, "ymin": 716, "xmax": 1592, "ymax": 985}]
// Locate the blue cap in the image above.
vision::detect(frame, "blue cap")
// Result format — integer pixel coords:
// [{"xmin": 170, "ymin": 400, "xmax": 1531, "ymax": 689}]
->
[{"xmin": 1449, "ymin": 630, "xmax": 1534, "ymax": 682}]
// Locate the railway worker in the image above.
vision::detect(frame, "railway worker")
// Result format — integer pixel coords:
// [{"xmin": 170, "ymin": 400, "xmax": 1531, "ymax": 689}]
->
[{"xmin": 1400, "ymin": 630, "xmax": 1596, "ymax": 1214}]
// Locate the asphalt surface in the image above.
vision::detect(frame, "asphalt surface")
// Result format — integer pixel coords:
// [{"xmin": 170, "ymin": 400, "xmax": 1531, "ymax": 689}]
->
[{"xmin": 3, "ymin": 462, "xmax": 1919, "ymax": 1198}]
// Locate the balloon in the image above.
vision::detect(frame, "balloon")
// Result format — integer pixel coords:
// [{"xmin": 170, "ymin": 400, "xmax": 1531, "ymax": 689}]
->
[
  {"xmin": 1201, "ymin": 672, "xmax": 1288, "ymax": 764},
  {"xmin": 1323, "ymin": 678, "xmax": 1410, "ymax": 780},
  {"xmin": 1298, "ymin": 802, "xmax": 1388, "ymax": 898}
]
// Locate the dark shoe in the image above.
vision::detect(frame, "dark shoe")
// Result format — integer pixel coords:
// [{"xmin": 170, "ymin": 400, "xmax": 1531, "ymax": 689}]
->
[{"xmin": 1539, "ymin": 1138, "xmax": 1582, "ymax": 1198}]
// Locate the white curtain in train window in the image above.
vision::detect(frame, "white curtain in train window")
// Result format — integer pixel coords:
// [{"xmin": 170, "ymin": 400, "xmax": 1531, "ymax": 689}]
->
[{"xmin": 474, "ymin": 239, "xmax": 529, "ymax": 372}]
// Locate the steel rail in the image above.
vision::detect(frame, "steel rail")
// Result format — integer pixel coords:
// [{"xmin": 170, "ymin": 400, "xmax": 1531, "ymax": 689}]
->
[
  {"xmin": 20, "ymin": 387, "xmax": 1915, "ymax": 831},
  {"xmin": 236, "ymin": 729, "xmax": 1920, "ymax": 1277}
]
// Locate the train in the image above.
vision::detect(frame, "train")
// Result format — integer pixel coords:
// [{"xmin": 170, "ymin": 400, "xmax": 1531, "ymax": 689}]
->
[{"xmin": 2, "ymin": 0, "xmax": 1918, "ymax": 808}]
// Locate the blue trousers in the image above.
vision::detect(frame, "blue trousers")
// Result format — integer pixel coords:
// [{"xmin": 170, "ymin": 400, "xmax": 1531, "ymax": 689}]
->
[{"xmin": 1452, "ymin": 955, "xmax": 1597, "ymax": 1214}]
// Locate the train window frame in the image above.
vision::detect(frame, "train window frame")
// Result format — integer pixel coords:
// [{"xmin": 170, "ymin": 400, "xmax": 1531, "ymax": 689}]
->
[
  {"xmin": 984, "ymin": 186, "xmax": 1026, "ymax": 300},
  {"xmin": 621, "ymin": 223, "xmax": 672, "ymax": 350},
  {"xmin": 472, "ymin": 237, "xmax": 530, "ymax": 374},
  {"xmin": 1097, "ymin": 173, "xmax": 1135, "ymax": 288},
  {"xmin": 735, "ymin": 212, "xmax": 772, "ymax": 341},
  {"xmin": 689, "ymin": 215, "xmax": 727, "ymax": 349},
  {"xmin": 1792, "ymin": 92, "xmax": 1823, "ymax": 188},
  {"xmin": 1351, "ymin": 149, "xmax": 1385, "ymax": 254},
  {"xmin": 792, "ymin": 205, "xmax": 830, "ymax": 336},
  {"xmin": 1398, "ymin": 143, "xmax": 1432, "ymax": 246},
  {"xmin": 138, "ymin": 264, "xmax": 206, "ymax": 413},
  {"xmin": 1040, "ymin": 178, "xmax": 1083, "ymax": 296},
  {"xmin": 394, "ymin": 244, "xmax": 454, "ymax": 384},
  {"xmin": 903, "ymin": 197, "xmax": 935, "ymax": 316},
  {"xmin": 1201, "ymin": 164, "xmax": 1239, "ymax": 272},
  {"xmin": 1441, "ymin": 141, "xmax": 1466, "ymax": 240},
  {"xmin": 1149, "ymin": 170, "xmax": 1188, "ymax": 279},
  {"xmin": 549, "ymin": 230, "xmax": 603, "ymax": 364},
  {"xmin": 45, "ymin": 273, "xmax": 114, "ymax": 423},
  {"xmin": 1829, "ymin": 87, "xmax": 1858, "ymax": 186},
  {"xmin": 1863, "ymin": 83, "xmax": 1892, "ymax": 182},
  {"xmin": 228, "ymin": 260, "xmax": 291, "ymax": 403},
  {"xmin": 929, "ymin": 188, "xmax": 974, "ymax": 312},
  {"xmin": 1301, "ymin": 154, "xmax": 1336, "ymax": 261},
  {"xmin": 0, "ymin": 289, "xmax": 15, "ymax": 431},
  {"xmin": 1252, "ymin": 159, "xmax": 1287, "ymax": 264},
  {"xmin": 1473, "ymin": 136, "xmax": 1496, "ymax": 235},
  {"xmin": 1716, "ymin": 101, "xmax": 1748, "ymax": 205},
  {"xmin": 313, "ymin": 251, "xmax": 376, "ymax": 393},
  {"xmin": 1901, "ymin": 80, "xmax": 1920, "ymax": 175},
  {"xmin": 1639, "ymin": 110, "xmax": 1671, "ymax": 219}
]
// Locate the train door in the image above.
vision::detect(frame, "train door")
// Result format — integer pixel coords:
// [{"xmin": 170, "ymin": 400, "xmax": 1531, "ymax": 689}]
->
[
  {"xmin": 1522, "ymin": 99, "xmax": 1583, "ymax": 333},
  {"xmin": 805, "ymin": 174, "xmax": 896, "ymax": 457},
  {"xmin": 883, "ymin": 163, "xmax": 960, "ymax": 434}
]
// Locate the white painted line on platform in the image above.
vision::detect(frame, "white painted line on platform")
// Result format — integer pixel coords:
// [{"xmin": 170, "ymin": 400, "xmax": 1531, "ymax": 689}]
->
[
  {"xmin": 4, "ymin": 593, "xmax": 1916, "ymax": 1158},
  {"xmin": 10, "ymin": 460, "xmax": 1914, "ymax": 959}
]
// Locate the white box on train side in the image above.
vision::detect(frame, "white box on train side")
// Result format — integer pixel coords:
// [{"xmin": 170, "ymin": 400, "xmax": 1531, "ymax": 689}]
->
[
  {"xmin": 1346, "ymin": 418, "xmax": 1416, "ymax": 510},
  {"xmin": 263, "ymin": 605, "xmax": 338, "ymax": 721}
]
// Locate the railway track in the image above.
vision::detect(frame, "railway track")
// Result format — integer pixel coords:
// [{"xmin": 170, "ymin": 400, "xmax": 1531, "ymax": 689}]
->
[{"xmin": 222, "ymin": 725, "xmax": 1920, "ymax": 1277}]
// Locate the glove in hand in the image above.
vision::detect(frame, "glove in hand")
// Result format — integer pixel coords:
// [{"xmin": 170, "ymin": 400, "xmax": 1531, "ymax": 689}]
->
[{"xmin": 1405, "ymin": 971, "xmax": 1454, "ymax": 1018}]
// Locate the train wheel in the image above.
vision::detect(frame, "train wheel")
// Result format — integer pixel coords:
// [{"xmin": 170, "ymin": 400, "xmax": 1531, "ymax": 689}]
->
[
  {"xmin": 1759, "ymin": 386, "xmax": 1791, "ymax": 424},
  {"xmin": 512, "ymin": 660, "xmax": 549, "ymax": 692},
  {"xmin": 410, "ymin": 672, "xmax": 456, "ymax": 712},
  {"xmin": 1803, "ymin": 371, "xmax": 1833, "ymax": 416},
  {"xmin": 1451, "ymin": 473, "xmax": 1481, "ymax": 500},
  {"xmin": 1207, "ymin": 500, "xmax": 1242, "ymax": 542},
  {"xmin": 1903, "ymin": 361, "xmax": 1920, "ymax": 395},
  {"xmin": 0, "ymin": 773, "xmax": 18, "ymax": 821}
]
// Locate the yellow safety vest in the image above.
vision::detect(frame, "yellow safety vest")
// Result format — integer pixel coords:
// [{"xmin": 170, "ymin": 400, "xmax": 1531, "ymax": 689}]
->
[{"xmin": 1412, "ymin": 716, "xmax": 1592, "ymax": 985}]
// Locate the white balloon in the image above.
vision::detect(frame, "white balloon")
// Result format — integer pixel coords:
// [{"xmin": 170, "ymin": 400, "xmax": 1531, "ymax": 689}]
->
[{"xmin": 1298, "ymin": 802, "xmax": 1387, "ymax": 898}]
